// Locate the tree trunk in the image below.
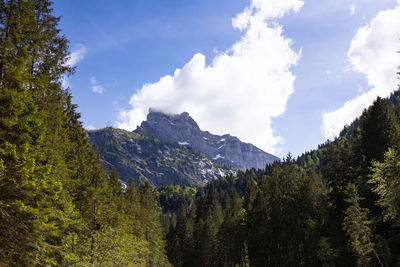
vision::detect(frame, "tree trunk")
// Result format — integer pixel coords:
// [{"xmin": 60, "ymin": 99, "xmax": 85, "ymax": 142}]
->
[
  {"xmin": 0, "ymin": 0, "xmax": 13, "ymax": 89},
  {"xmin": 90, "ymin": 201, "xmax": 97, "ymax": 266}
]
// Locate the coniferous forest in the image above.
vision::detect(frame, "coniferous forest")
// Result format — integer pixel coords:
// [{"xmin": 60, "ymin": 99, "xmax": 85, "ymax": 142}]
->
[
  {"xmin": 1, "ymin": 0, "xmax": 400, "ymax": 266},
  {"xmin": 0, "ymin": 1, "xmax": 170, "ymax": 266}
]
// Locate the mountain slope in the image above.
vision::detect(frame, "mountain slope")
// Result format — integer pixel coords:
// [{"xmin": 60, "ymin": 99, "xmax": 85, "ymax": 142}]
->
[
  {"xmin": 135, "ymin": 110, "xmax": 279, "ymax": 169},
  {"xmin": 88, "ymin": 128, "xmax": 236, "ymax": 186}
]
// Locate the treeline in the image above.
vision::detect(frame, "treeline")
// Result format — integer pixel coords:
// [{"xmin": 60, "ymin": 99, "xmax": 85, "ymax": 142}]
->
[
  {"xmin": 166, "ymin": 92, "xmax": 400, "ymax": 266},
  {"xmin": 0, "ymin": 1, "xmax": 170, "ymax": 266}
]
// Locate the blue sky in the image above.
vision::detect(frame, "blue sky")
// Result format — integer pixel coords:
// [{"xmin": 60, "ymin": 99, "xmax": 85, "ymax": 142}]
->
[{"xmin": 52, "ymin": 0, "xmax": 400, "ymax": 157}]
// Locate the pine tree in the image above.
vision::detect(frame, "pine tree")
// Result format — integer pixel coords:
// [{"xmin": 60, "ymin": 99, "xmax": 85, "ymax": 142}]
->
[
  {"xmin": 246, "ymin": 160, "xmax": 327, "ymax": 266},
  {"xmin": 166, "ymin": 200, "xmax": 195, "ymax": 267},
  {"xmin": 358, "ymin": 97, "xmax": 400, "ymax": 220},
  {"xmin": 0, "ymin": 0, "xmax": 71, "ymax": 264},
  {"xmin": 218, "ymin": 188, "xmax": 245, "ymax": 266},
  {"xmin": 193, "ymin": 182, "xmax": 223, "ymax": 267},
  {"xmin": 360, "ymin": 97, "xmax": 400, "ymax": 165},
  {"xmin": 0, "ymin": 1, "xmax": 173, "ymax": 265},
  {"xmin": 370, "ymin": 148, "xmax": 400, "ymax": 222},
  {"xmin": 138, "ymin": 181, "xmax": 171, "ymax": 266},
  {"xmin": 342, "ymin": 183, "xmax": 384, "ymax": 267}
]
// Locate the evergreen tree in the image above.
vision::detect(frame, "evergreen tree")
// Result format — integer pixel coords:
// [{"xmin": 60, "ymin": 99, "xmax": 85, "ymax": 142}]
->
[
  {"xmin": 138, "ymin": 181, "xmax": 171, "ymax": 266},
  {"xmin": 166, "ymin": 200, "xmax": 195, "ymax": 267},
  {"xmin": 343, "ymin": 183, "xmax": 384, "ymax": 267},
  {"xmin": 370, "ymin": 148, "xmax": 400, "ymax": 222},
  {"xmin": 246, "ymin": 159, "xmax": 327, "ymax": 266},
  {"xmin": 0, "ymin": 1, "xmax": 172, "ymax": 265},
  {"xmin": 0, "ymin": 0, "xmax": 72, "ymax": 264},
  {"xmin": 193, "ymin": 182, "xmax": 223, "ymax": 267},
  {"xmin": 360, "ymin": 97, "xmax": 400, "ymax": 165},
  {"xmin": 218, "ymin": 189, "xmax": 244, "ymax": 266},
  {"xmin": 321, "ymin": 137, "xmax": 359, "ymax": 264}
]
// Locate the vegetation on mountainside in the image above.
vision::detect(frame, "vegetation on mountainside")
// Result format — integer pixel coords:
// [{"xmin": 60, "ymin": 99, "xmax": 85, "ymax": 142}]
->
[
  {"xmin": 1, "ymin": 0, "xmax": 400, "ymax": 266},
  {"xmin": 88, "ymin": 127, "xmax": 236, "ymax": 186},
  {"xmin": 164, "ymin": 91, "xmax": 400, "ymax": 266}
]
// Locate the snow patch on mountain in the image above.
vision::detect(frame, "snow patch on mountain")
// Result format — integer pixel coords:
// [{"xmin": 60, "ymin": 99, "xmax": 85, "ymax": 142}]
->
[
  {"xmin": 213, "ymin": 154, "xmax": 225, "ymax": 160},
  {"xmin": 179, "ymin": 141, "xmax": 189, "ymax": 145}
]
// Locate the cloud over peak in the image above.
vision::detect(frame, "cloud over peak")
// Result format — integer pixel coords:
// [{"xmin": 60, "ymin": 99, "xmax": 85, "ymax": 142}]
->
[{"xmin": 117, "ymin": 0, "xmax": 303, "ymax": 154}]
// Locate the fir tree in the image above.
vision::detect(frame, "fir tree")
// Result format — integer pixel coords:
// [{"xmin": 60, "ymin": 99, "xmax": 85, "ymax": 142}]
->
[
  {"xmin": 369, "ymin": 146, "xmax": 400, "ymax": 252},
  {"xmin": 343, "ymin": 183, "xmax": 384, "ymax": 267},
  {"xmin": 360, "ymin": 97, "xmax": 400, "ymax": 165},
  {"xmin": 0, "ymin": 1, "xmax": 172, "ymax": 265}
]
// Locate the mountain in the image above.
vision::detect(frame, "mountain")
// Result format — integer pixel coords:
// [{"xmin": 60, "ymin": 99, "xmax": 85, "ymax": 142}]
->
[
  {"xmin": 88, "ymin": 128, "xmax": 236, "ymax": 186},
  {"xmin": 135, "ymin": 110, "xmax": 279, "ymax": 169}
]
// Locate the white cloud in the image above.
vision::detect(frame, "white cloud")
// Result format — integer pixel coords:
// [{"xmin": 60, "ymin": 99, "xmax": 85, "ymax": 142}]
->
[
  {"xmin": 66, "ymin": 44, "xmax": 86, "ymax": 67},
  {"xmin": 86, "ymin": 125, "xmax": 95, "ymax": 130},
  {"xmin": 90, "ymin": 76, "xmax": 105, "ymax": 94},
  {"xmin": 357, "ymin": 83, "xmax": 363, "ymax": 93},
  {"xmin": 322, "ymin": 3, "xmax": 400, "ymax": 139},
  {"xmin": 350, "ymin": 4, "xmax": 356, "ymax": 15},
  {"xmin": 62, "ymin": 44, "xmax": 87, "ymax": 89},
  {"xmin": 116, "ymin": 0, "xmax": 303, "ymax": 154},
  {"xmin": 91, "ymin": 85, "xmax": 104, "ymax": 94}
]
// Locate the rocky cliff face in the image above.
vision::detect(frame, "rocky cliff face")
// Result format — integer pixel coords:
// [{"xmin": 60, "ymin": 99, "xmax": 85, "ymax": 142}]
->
[
  {"xmin": 88, "ymin": 128, "xmax": 236, "ymax": 186},
  {"xmin": 135, "ymin": 110, "xmax": 279, "ymax": 169}
]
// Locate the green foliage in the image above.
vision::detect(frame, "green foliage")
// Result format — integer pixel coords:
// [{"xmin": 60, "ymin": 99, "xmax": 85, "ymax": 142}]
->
[
  {"xmin": 218, "ymin": 188, "xmax": 246, "ymax": 266},
  {"xmin": 360, "ymin": 97, "xmax": 400, "ymax": 165},
  {"xmin": 0, "ymin": 1, "xmax": 171, "ymax": 265},
  {"xmin": 370, "ymin": 148, "xmax": 400, "ymax": 222},
  {"xmin": 165, "ymin": 90, "xmax": 400, "ymax": 266},
  {"xmin": 193, "ymin": 182, "xmax": 224, "ymax": 266},
  {"xmin": 342, "ymin": 183, "xmax": 383, "ymax": 266},
  {"xmin": 1, "ymin": 0, "xmax": 400, "ymax": 266},
  {"xmin": 166, "ymin": 160, "xmax": 329, "ymax": 267},
  {"xmin": 246, "ymin": 160, "xmax": 328, "ymax": 266},
  {"xmin": 156, "ymin": 184, "xmax": 197, "ymax": 214},
  {"xmin": 317, "ymin": 237, "xmax": 338, "ymax": 267},
  {"xmin": 296, "ymin": 145, "xmax": 326, "ymax": 171}
]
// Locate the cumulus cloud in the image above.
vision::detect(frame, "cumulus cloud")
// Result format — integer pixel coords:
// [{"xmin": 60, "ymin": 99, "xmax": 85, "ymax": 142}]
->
[
  {"xmin": 90, "ymin": 76, "xmax": 105, "ymax": 94},
  {"xmin": 322, "ymin": 3, "xmax": 400, "ymax": 139},
  {"xmin": 62, "ymin": 44, "xmax": 87, "ymax": 88},
  {"xmin": 116, "ymin": 0, "xmax": 303, "ymax": 154}
]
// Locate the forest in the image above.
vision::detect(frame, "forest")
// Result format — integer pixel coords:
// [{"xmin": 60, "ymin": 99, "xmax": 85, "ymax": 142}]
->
[
  {"xmin": 0, "ymin": 1, "xmax": 170, "ymax": 266},
  {"xmin": 162, "ymin": 91, "xmax": 400, "ymax": 267},
  {"xmin": 1, "ymin": 0, "xmax": 400, "ymax": 266}
]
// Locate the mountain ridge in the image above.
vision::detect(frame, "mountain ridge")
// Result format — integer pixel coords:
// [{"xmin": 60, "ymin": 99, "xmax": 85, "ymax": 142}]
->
[
  {"xmin": 135, "ymin": 110, "xmax": 279, "ymax": 169},
  {"xmin": 88, "ymin": 127, "xmax": 237, "ymax": 186}
]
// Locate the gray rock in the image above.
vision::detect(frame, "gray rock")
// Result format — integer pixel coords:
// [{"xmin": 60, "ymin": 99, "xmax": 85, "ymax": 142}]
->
[
  {"xmin": 135, "ymin": 110, "xmax": 279, "ymax": 170},
  {"xmin": 88, "ymin": 127, "xmax": 236, "ymax": 186}
]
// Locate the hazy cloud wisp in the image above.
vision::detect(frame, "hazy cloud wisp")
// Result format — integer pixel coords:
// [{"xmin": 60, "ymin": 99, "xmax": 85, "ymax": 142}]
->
[
  {"xmin": 90, "ymin": 76, "xmax": 105, "ymax": 94},
  {"xmin": 117, "ymin": 0, "xmax": 304, "ymax": 154},
  {"xmin": 62, "ymin": 44, "xmax": 87, "ymax": 89},
  {"xmin": 350, "ymin": 4, "xmax": 356, "ymax": 15}
]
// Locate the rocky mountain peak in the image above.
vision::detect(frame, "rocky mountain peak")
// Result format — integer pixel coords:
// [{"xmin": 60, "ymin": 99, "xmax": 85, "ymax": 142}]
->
[
  {"xmin": 146, "ymin": 110, "xmax": 200, "ymax": 131},
  {"xmin": 135, "ymin": 110, "xmax": 279, "ymax": 170}
]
